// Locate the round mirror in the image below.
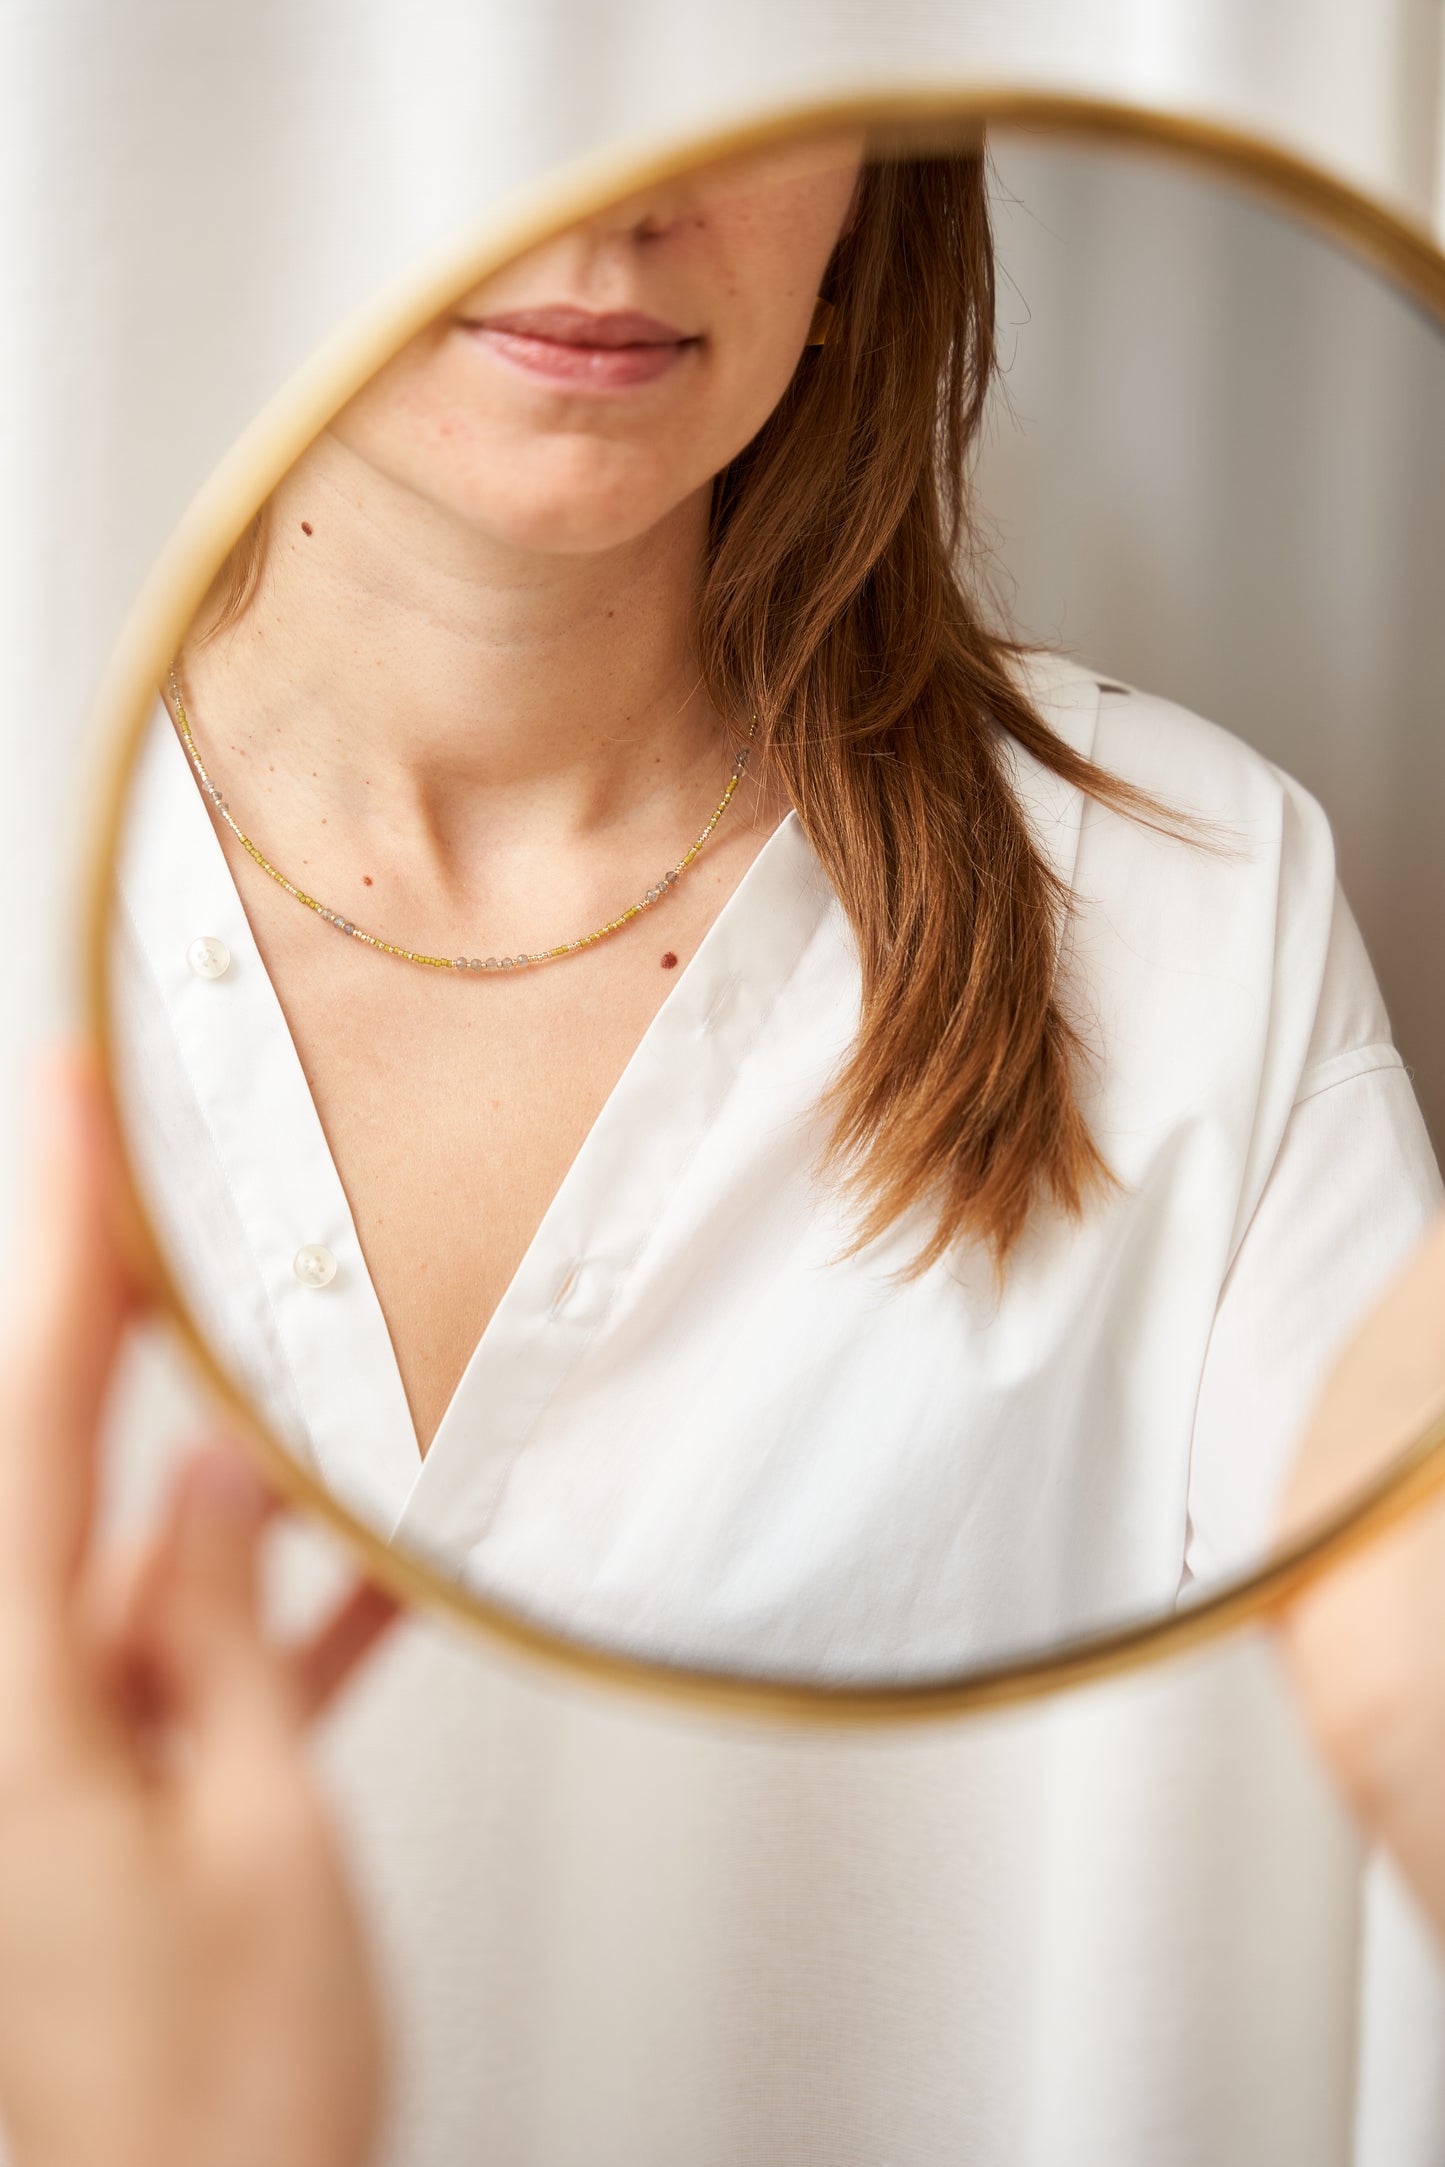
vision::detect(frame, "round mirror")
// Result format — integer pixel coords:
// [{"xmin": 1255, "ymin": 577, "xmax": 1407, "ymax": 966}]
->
[{"xmin": 84, "ymin": 94, "xmax": 1445, "ymax": 1718}]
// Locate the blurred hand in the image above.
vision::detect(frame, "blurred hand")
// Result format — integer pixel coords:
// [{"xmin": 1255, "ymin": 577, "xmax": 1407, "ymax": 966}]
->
[
  {"xmin": 0, "ymin": 1051, "xmax": 397, "ymax": 2167},
  {"xmin": 1278, "ymin": 1207, "xmax": 1445, "ymax": 1936}
]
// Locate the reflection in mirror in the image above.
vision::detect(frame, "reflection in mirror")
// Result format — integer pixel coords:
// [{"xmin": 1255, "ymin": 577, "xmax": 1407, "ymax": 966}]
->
[{"xmin": 103, "ymin": 120, "xmax": 1445, "ymax": 1687}]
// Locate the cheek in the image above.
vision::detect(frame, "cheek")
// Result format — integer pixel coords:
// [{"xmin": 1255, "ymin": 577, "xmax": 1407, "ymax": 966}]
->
[
  {"xmin": 708, "ymin": 164, "xmax": 860, "ymax": 317},
  {"xmin": 664, "ymin": 279, "xmax": 818, "ymax": 481},
  {"xmin": 678, "ymin": 167, "xmax": 858, "ymax": 452}
]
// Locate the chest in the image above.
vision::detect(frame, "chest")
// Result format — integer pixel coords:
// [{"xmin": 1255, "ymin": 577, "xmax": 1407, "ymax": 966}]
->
[{"xmin": 223, "ymin": 832, "xmax": 773, "ymax": 1451}]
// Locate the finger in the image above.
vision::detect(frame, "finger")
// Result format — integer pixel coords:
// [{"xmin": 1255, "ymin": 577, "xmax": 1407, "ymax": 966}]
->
[
  {"xmin": 112, "ymin": 1436, "xmax": 281, "ymax": 1646},
  {"xmin": 117, "ymin": 1449, "xmax": 396, "ymax": 1726},
  {"xmin": 291, "ymin": 1580, "xmax": 399, "ymax": 1720},
  {"xmin": 132, "ymin": 1446, "xmax": 303, "ymax": 1776},
  {"xmin": 0, "ymin": 1048, "xmax": 140, "ymax": 1632},
  {"xmin": 100, "ymin": 1437, "xmax": 278, "ymax": 1732}
]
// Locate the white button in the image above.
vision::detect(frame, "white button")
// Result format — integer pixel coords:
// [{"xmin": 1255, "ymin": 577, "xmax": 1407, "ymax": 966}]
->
[
  {"xmin": 292, "ymin": 1244, "xmax": 338, "ymax": 1288},
  {"xmin": 187, "ymin": 936, "xmax": 231, "ymax": 980}
]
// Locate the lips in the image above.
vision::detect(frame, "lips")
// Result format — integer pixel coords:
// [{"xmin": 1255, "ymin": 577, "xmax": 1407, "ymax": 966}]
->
[{"xmin": 457, "ymin": 305, "xmax": 699, "ymax": 390}]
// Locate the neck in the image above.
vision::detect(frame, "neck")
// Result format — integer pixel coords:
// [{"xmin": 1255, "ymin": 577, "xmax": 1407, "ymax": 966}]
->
[{"xmin": 180, "ymin": 432, "xmax": 731, "ymax": 854}]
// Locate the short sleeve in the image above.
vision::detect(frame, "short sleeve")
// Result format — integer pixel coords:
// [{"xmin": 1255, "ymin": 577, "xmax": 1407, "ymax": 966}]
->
[{"xmin": 1184, "ymin": 885, "xmax": 1442, "ymax": 1586}]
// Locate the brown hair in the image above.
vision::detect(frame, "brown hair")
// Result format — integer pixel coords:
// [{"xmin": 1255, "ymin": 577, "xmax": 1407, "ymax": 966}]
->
[
  {"xmin": 698, "ymin": 150, "xmax": 1172, "ymax": 1273},
  {"xmin": 205, "ymin": 151, "xmax": 1173, "ymax": 1273}
]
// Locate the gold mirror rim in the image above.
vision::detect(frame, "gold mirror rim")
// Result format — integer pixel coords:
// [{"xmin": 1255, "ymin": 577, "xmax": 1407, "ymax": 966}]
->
[{"xmin": 81, "ymin": 84, "xmax": 1445, "ymax": 1727}]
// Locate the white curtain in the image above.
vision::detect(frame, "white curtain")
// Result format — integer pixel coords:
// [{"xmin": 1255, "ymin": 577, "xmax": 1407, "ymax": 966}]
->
[{"xmin": 3, "ymin": 5, "xmax": 1444, "ymax": 2161}]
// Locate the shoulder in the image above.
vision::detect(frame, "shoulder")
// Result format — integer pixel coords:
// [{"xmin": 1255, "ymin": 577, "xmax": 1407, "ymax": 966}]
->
[
  {"xmin": 1011, "ymin": 648, "xmax": 1335, "ymax": 923},
  {"xmin": 1003, "ymin": 651, "xmax": 1339, "ymax": 964},
  {"xmin": 1016, "ymin": 647, "xmax": 1321, "ymax": 841},
  {"xmin": 1012, "ymin": 650, "xmax": 1395, "ymax": 1109}
]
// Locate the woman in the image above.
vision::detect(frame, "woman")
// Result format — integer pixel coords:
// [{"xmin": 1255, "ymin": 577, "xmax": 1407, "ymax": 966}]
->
[{"xmin": 112, "ymin": 134, "xmax": 1439, "ymax": 1675}]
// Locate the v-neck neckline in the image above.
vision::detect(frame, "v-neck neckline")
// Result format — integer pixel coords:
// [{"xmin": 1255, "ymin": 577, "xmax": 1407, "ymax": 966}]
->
[
  {"xmin": 120, "ymin": 703, "xmax": 837, "ymax": 1539},
  {"xmin": 117, "ymin": 652, "xmax": 1099, "ymax": 1556}
]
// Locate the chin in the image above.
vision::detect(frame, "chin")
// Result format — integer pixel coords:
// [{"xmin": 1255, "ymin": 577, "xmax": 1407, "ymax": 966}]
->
[
  {"xmin": 453, "ymin": 482, "xmax": 691, "ymax": 558},
  {"xmin": 435, "ymin": 428, "xmax": 707, "ymax": 556}
]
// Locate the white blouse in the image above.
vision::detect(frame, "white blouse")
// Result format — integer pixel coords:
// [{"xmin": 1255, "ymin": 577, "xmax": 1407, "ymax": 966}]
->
[{"xmin": 112, "ymin": 650, "xmax": 1442, "ymax": 1681}]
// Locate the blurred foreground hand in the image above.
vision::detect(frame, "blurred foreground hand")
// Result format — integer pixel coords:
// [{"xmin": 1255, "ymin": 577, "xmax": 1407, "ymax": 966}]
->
[
  {"xmin": 1279, "ymin": 1208, "xmax": 1445, "ymax": 1938},
  {"xmin": 0, "ymin": 1052, "xmax": 395, "ymax": 2167}
]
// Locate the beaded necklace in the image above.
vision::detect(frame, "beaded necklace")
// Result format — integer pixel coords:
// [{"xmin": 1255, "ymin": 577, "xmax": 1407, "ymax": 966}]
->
[{"xmin": 167, "ymin": 669, "xmax": 756, "ymax": 975}]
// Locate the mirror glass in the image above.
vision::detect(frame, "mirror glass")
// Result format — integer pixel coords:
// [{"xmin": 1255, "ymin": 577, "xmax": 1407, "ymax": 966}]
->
[{"xmin": 96, "ymin": 112, "xmax": 1445, "ymax": 1693}]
